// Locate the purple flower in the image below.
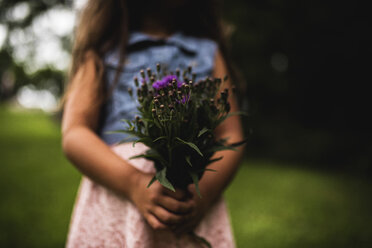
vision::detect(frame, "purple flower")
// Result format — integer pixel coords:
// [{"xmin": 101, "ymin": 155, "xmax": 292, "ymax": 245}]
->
[
  {"xmin": 163, "ymin": 75, "xmax": 178, "ymax": 85},
  {"xmin": 152, "ymin": 75, "xmax": 184, "ymax": 90},
  {"xmin": 177, "ymin": 93, "xmax": 190, "ymax": 104},
  {"xmin": 152, "ymin": 80, "xmax": 167, "ymax": 90}
]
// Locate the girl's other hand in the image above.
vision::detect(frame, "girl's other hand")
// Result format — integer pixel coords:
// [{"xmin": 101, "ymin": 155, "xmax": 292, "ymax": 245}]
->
[
  {"xmin": 129, "ymin": 172, "xmax": 195, "ymax": 230},
  {"xmin": 172, "ymin": 184, "xmax": 212, "ymax": 235}
]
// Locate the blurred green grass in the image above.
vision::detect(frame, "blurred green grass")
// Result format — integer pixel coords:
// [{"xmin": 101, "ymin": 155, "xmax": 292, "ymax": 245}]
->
[{"xmin": 0, "ymin": 105, "xmax": 371, "ymax": 248}]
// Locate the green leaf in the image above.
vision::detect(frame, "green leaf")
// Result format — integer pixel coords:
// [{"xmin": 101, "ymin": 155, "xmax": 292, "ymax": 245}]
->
[
  {"xmin": 185, "ymin": 156, "xmax": 192, "ymax": 167},
  {"xmin": 153, "ymin": 136, "xmax": 167, "ymax": 143},
  {"xmin": 216, "ymin": 111, "xmax": 248, "ymax": 126},
  {"xmin": 116, "ymin": 137, "xmax": 138, "ymax": 145},
  {"xmin": 197, "ymin": 127, "xmax": 210, "ymax": 138},
  {"xmin": 230, "ymin": 137, "xmax": 249, "ymax": 147},
  {"xmin": 175, "ymin": 137, "xmax": 203, "ymax": 157},
  {"xmin": 133, "ymin": 137, "xmax": 153, "ymax": 147},
  {"xmin": 223, "ymin": 75, "xmax": 229, "ymax": 82},
  {"xmin": 207, "ymin": 145, "xmax": 237, "ymax": 153},
  {"xmin": 147, "ymin": 176, "xmax": 157, "ymax": 188},
  {"xmin": 129, "ymin": 153, "xmax": 166, "ymax": 165},
  {"xmin": 156, "ymin": 167, "xmax": 175, "ymax": 192},
  {"xmin": 189, "ymin": 232, "xmax": 212, "ymax": 248},
  {"xmin": 207, "ymin": 156, "xmax": 223, "ymax": 165},
  {"xmin": 189, "ymin": 171, "xmax": 201, "ymax": 198},
  {"xmin": 120, "ymin": 119, "xmax": 134, "ymax": 127}
]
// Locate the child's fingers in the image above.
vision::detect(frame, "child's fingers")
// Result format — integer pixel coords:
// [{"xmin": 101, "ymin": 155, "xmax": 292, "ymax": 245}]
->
[
  {"xmin": 156, "ymin": 195, "xmax": 195, "ymax": 214},
  {"xmin": 150, "ymin": 206, "xmax": 186, "ymax": 225},
  {"xmin": 163, "ymin": 188, "xmax": 189, "ymax": 201},
  {"xmin": 145, "ymin": 213, "xmax": 168, "ymax": 230}
]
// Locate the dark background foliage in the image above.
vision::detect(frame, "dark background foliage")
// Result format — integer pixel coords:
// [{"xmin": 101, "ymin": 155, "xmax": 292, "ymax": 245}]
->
[{"xmin": 223, "ymin": 0, "xmax": 371, "ymax": 171}]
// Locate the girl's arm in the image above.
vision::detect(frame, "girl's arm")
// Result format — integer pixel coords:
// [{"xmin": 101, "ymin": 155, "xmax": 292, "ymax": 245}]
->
[
  {"xmin": 62, "ymin": 53, "xmax": 194, "ymax": 230},
  {"xmin": 176, "ymin": 49, "xmax": 245, "ymax": 233},
  {"xmin": 198, "ymin": 49, "xmax": 245, "ymax": 201}
]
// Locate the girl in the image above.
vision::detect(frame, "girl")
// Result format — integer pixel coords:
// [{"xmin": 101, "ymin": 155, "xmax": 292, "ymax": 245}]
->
[{"xmin": 62, "ymin": 0, "xmax": 245, "ymax": 247}]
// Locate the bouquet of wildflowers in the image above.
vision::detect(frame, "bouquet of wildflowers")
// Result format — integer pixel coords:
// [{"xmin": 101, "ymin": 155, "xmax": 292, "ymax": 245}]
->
[{"xmin": 119, "ymin": 64, "xmax": 245, "ymax": 197}]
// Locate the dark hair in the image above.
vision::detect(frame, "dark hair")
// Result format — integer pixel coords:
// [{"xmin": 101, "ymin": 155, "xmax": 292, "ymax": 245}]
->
[{"xmin": 66, "ymin": 0, "xmax": 241, "ymax": 105}]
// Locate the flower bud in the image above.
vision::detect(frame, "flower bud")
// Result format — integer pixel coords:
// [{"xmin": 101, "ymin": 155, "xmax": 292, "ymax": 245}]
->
[
  {"xmin": 146, "ymin": 68, "xmax": 152, "ymax": 77},
  {"xmin": 156, "ymin": 63, "xmax": 161, "ymax": 73},
  {"xmin": 150, "ymin": 76, "xmax": 155, "ymax": 84},
  {"xmin": 134, "ymin": 77, "xmax": 139, "ymax": 87},
  {"xmin": 221, "ymin": 91, "xmax": 227, "ymax": 99},
  {"xmin": 140, "ymin": 69, "xmax": 146, "ymax": 79},
  {"xmin": 172, "ymin": 79, "xmax": 177, "ymax": 88},
  {"xmin": 128, "ymin": 87, "xmax": 133, "ymax": 97},
  {"xmin": 187, "ymin": 65, "xmax": 192, "ymax": 74}
]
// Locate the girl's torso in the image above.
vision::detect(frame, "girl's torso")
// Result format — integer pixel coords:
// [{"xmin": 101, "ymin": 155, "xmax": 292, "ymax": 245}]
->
[{"xmin": 98, "ymin": 31, "xmax": 218, "ymax": 144}]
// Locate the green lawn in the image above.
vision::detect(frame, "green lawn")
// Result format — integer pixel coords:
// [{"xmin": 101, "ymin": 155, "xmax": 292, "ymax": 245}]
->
[{"xmin": 0, "ymin": 105, "xmax": 371, "ymax": 248}]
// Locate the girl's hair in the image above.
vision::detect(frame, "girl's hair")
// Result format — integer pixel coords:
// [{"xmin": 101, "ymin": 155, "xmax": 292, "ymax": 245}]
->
[{"xmin": 66, "ymin": 0, "xmax": 242, "ymax": 106}]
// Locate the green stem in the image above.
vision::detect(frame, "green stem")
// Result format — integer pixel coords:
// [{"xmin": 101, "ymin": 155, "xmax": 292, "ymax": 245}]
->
[{"xmin": 189, "ymin": 231, "xmax": 212, "ymax": 248}]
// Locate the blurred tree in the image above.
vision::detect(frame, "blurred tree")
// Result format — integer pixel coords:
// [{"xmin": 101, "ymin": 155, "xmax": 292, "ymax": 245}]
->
[{"xmin": 0, "ymin": 0, "xmax": 71, "ymax": 101}]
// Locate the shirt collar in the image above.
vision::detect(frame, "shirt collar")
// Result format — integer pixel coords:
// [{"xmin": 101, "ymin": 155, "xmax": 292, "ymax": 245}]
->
[{"xmin": 127, "ymin": 31, "xmax": 198, "ymax": 54}]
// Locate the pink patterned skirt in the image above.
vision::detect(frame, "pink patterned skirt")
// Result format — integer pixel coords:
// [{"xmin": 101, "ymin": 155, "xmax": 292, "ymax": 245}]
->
[{"xmin": 66, "ymin": 143, "xmax": 235, "ymax": 248}]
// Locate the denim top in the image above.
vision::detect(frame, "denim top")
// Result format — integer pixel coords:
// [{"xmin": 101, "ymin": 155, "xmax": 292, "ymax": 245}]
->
[{"xmin": 98, "ymin": 31, "xmax": 218, "ymax": 144}]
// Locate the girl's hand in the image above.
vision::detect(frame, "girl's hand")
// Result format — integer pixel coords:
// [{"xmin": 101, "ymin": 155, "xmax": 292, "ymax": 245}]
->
[
  {"xmin": 129, "ymin": 172, "xmax": 195, "ymax": 230},
  {"xmin": 172, "ymin": 184, "xmax": 213, "ymax": 235}
]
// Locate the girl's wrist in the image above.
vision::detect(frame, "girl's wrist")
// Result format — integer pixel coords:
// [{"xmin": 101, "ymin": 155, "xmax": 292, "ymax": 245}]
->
[{"xmin": 125, "ymin": 168, "xmax": 146, "ymax": 202}]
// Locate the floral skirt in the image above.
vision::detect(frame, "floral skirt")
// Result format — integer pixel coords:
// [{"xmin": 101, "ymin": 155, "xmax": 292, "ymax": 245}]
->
[{"xmin": 66, "ymin": 142, "xmax": 235, "ymax": 248}]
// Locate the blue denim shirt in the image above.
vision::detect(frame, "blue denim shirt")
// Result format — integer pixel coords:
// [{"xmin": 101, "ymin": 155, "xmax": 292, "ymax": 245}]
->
[{"xmin": 98, "ymin": 31, "xmax": 218, "ymax": 144}]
